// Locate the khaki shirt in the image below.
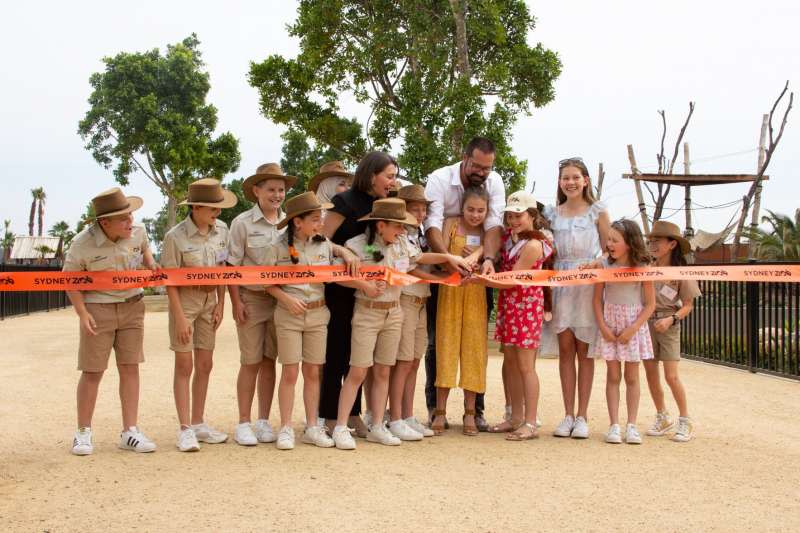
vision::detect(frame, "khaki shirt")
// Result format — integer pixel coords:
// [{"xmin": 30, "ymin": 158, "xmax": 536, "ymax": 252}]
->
[
  {"xmin": 268, "ymin": 233, "xmax": 338, "ymax": 303},
  {"xmin": 63, "ymin": 223, "xmax": 150, "ymax": 304},
  {"xmin": 227, "ymin": 205, "xmax": 285, "ymax": 291},
  {"xmin": 346, "ymin": 232, "xmax": 420, "ymax": 303},
  {"xmin": 161, "ymin": 217, "xmax": 229, "ymax": 269},
  {"xmin": 654, "ymin": 279, "xmax": 702, "ymax": 316},
  {"xmin": 400, "ymin": 229, "xmax": 431, "ymax": 298}
]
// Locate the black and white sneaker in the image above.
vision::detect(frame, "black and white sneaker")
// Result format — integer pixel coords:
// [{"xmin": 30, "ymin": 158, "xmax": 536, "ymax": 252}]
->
[
  {"xmin": 119, "ymin": 426, "xmax": 157, "ymax": 453},
  {"xmin": 71, "ymin": 427, "xmax": 93, "ymax": 456}
]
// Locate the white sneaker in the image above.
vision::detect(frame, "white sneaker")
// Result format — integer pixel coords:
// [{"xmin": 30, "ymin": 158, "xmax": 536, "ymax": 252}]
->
[
  {"xmin": 234, "ymin": 422, "xmax": 258, "ymax": 446},
  {"xmin": 71, "ymin": 428, "xmax": 93, "ymax": 456},
  {"xmin": 605, "ymin": 424, "xmax": 623, "ymax": 444},
  {"xmin": 625, "ymin": 424, "xmax": 642, "ymax": 444},
  {"xmin": 363, "ymin": 411, "xmax": 373, "ymax": 428},
  {"xmin": 672, "ymin": 417, "xmax": 694, "ymax": 442},
  {"xmin": 367, "ymin": 424, "xmax": 401, "ymax": 446},
  {"xmin": 332, "ymin": 425, "xmax": 356, "ymax": 450},
  {"xmin": 404, "ymin": 416, "xmax": 434, "ymax": 437},
  {"xmin": 302, "ymin": 425, "xmax": 335, "ymax": 448},
  {"xmin": 191, "ymin": 423, "xmax": 228, "ymax": 444},
  {"xmin": 276, "ymin": 426, "xmax": 295, "ymax": 450},
  {"xmin": 119, "ymin": 427, "xmax": 157, "ymax": 453},
  {"xmin": 553, "ymin": 415, "xmax": 575, "ymax": 437},
  {"xmin": 646, "ymin": 411, "xmax": 675, "ymax": 436},
  {"xmin": 389, "ymin": 420, "xmax": 423, "ymax": 441},
  {"xmin": 535, "ymin": 417, "xmax": 542, "ymax": 429},
  {"xmin": 254, "ymin": 419, "xmax": 277, "ymax": 443},
  {"xmin": 571, "ymin": 416, "xmax": 589, "ymax": 439},
  {"xmin": 176, "ymin": 428, "xmax": 200, "ymax": 452}
]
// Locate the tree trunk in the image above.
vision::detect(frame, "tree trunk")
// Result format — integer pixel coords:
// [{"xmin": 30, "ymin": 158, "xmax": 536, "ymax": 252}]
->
[
  {"xmin": 37, "ymin": 200, "xmax": 44, "ymax": 237},
  {"xmin": 449, "ymin": 0, "xmax": 471, "ymax": 156},
  {"xmin": 166, "ymin": 194, "xmax": 178, "ymax": 231},
  {"xmin": 28, "ymin": 199, "xmax": 36, "ymax": 236}
]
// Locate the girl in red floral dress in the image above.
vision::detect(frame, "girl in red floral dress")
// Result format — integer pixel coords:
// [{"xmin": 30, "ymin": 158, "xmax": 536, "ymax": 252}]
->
[{"xmin": 485, "ymin": 191, "xmax": 554, "ymax": 441}]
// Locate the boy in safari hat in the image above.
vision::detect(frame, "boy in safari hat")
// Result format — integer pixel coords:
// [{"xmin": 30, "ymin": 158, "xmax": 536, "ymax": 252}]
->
[
  {"xmin": 63, "ymin": 187, "xmax": 159, "ymax": 455},
  {"xmin": 161, "ymin": 178, "xmax": 237, "ymax": 452}
]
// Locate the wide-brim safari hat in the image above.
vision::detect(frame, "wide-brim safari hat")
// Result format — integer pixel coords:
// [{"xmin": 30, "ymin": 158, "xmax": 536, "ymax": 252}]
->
[
  {"xmin": 397, "ymin": 184, "xmax": 431, "ymax": 205},
  {"xmin": 307, "ymin": 160, "xmax": 353, "ymax": 193},
  {"xmin": 357, "ymin": 198, "xmax": 419, "ymax": 227},
  {"xmin": 243, "ymin": 163, "xmax": 298, "ymax": 202},
  {"xmin": 647, "ymin": 220, "xmax": 691, "ymax": 254},
  {"xmin": 92, "ymin": 187, "xmax": 143, "ymax": 219},
  {"xmin": 277, "ymin": 191, "xmax": 333, "ymax": 229},
  {"xmin": 178, "ymin": 177, "xmax": 238, "ymax": 209},
  {"xmin": 504, "ymin": 191, "xmax": 544, "ymax": 213}
]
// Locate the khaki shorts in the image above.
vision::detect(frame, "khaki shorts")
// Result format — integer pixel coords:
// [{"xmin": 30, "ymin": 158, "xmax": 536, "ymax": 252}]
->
[
  {"xmin": 649, "ymin": 321, "xmax": 681, "ymax": 362},
  {"xmin": 236, "ymin": 288, "xmax": 277, "ymax": 365},
  {"xmin": 78, "ymin": 298, "xmax": 145, "ymax": 372},
  {"xmin": 168, "ymin": 288, "xmax": 218, "ymax": 352},
  {"xmin": 349, "ymin": 301, "xmax": 403, "ymax": 368},
  {"xmin": 397, "ymin": 296, "xmax": 427, "ymax": 362},
  {"xmin": 275, "ymin": 303, "xmax": 330, "ymax": 365}
]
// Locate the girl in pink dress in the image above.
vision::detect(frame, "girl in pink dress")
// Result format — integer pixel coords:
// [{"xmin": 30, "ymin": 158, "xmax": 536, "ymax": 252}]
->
[
  {"xmin": 484, "ymin": 191, "xmax": 553, "ymax": 441},
  {"xmin": 592, "ymin": 219, "xmax": 655, "ymax": 445}
]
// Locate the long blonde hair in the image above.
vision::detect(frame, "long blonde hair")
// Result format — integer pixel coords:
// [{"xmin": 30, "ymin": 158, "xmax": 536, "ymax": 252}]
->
[{"xmin": 556, "ymin": 159, "xmax": 597, "ymax": 206}]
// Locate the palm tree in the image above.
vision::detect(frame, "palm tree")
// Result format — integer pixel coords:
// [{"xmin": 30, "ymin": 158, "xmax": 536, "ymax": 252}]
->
[
  {"xmin": 33, "ymin": 244, "xmax": 55, "ymax": 264},
  {"xmin": 28, "ymin": 189, "xmax": 38, "ymax": 236},
  {"xmin": 2, "ymin": 219, "xmax": 14, "ymax": 263},
  {"xmin": 49, "ymin": 220, "xmax": 75, "ymax": 260},
  {"xmin": 36, "ymin": 188, "xmax": 46, "ymax": 236},
  {"xmin": 744, "ymin": 209, "xmax": 800, "ymax": 261}
]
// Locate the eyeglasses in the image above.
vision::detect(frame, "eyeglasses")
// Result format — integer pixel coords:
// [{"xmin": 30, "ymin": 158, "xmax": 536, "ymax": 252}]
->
[
  {"xmin": 558, "ymin": 157, "xmax": 585, "ymax": 168},
  {"xmin": 467, "ymin": 158, "xmax": 494, "ymax": 174}
]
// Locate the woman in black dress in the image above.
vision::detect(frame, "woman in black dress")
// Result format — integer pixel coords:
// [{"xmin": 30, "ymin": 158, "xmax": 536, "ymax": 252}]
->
[{"xmin": 319, "ymin": 152, "xmax": 399, "ymax": 435}]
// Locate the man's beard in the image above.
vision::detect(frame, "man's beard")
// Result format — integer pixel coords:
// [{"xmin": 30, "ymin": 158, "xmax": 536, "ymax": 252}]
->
[{"xmin": 466, "ymin": 173, "xmax": 487, "ymax": 186}]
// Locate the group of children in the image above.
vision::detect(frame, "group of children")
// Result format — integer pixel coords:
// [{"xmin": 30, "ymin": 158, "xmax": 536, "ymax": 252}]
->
[{"xmin": 64, "ymin": 156, "xmax": 699, "ymax": 456}]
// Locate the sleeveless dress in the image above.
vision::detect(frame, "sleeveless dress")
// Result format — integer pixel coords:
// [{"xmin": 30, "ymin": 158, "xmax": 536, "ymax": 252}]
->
[
  {"xmin": 435, "ymin": 219, "xmax": 488, "ymax": 393},
  {"xmin": 542, "ymin": 201, "xmax": 606, "ymax": 348},
  {"xmin": 494, "ymin": 230, "xmax": 553, "ymax": 349}
]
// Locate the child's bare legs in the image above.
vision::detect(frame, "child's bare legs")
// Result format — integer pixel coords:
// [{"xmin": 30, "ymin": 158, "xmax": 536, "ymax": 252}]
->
[
  {"xmin": 236, "ymin": 363, "xmax": 259, "ymax": 423},
  {"xmin": 174, "ymin": 351, "xmax": 193, "ymax": 427},
  {"xmin": 256, "ymin": 358, "xmax": 276, "ymax": 421},
  {"xmin": 277, "ymin": 363, "xmax": 299, "ymax": 427},
  {"xmin": 362, "ymin": 368, "xmax": 374, "ymax": 418},
  {"xmin": 624, "ymin": 362, "xmax": 641, "ymax": 424},
  {"xmin": 401, "ymin": 358, "xmax": 421, "ymax": 419},
  {"xmin": 505, "ymin": 348, "xmax": 524, "ymax": 424},
  {"xmin": 557, "ymin": 331, "xmax": 578, "ymax": 416},
  {"xmin": 517, "ymin": 347, "xmax": 540, "ymax": 429},
  {"xmin": 606, "ymin": 361, "xmax": 622, "ymax": 425},
  {"xmin": 77, "ymin": 371, "xmax": 103, "ymax": 428},
  {"xmin": 643, "ymin": 360, "xmax": 666, "ymax": 412},
  {"xmin": 389, "ymin": 360, "xmax": 413, "ymax": 421},
  {"xmin": 191, "ymin": 348, "xmax": 213, "ymax": 425},
  {"xmin": 576, "ymin": 341, "xmax": 594, "ymax": 419},
  {"xmin": 501, "ymin": 355, "xmax": 512, "ymax": 410},
  {"xmin": 663, "ymin": 361, "xmax": 688, "ymax": 417},
  {"xmin": 370, "ymin": 363, "xmax": 392, "ymax": 426},
  {"xmin": 337, "ymin": 366, "xmax": 368, "ymax": 427},
  {"xmin": 302, "ymin": 362, "xmax": 323, "ymax": 425},
  {"xmin": 117, "ymin": 363, "xmax": 140, "ymax": 430}
]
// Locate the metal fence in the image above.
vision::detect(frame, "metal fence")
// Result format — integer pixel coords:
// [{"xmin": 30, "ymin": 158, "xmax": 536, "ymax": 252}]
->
[
  {"xmin": 0, "ymin": 265, "xmax": 71, "ymax": 320},
  {"xmin": 682, "ymin": 265, "xmax": 800, "ymax": 380}
]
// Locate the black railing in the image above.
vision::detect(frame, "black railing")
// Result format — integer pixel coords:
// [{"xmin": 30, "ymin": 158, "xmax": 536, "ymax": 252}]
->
[
  {"xmin": 0, "ymin": 265, "xmax": 71, "ymax": 320},
  {"xmin": 682, "ymin": 264, "xmax": 800, "ymax": 380}
]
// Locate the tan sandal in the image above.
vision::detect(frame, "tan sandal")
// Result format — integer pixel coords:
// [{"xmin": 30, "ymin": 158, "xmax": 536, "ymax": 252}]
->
[
  {"xmin": 462, "ymin": 409, "xmax": 479, "ymax": 436},
  {"xmin": 506, "ymin": 422, "xmax": 539, "ymax": 441},
  {"xmin": 488, "ymin": 419, "xmax": 522, "ymax": 433},
  {"xmin": 431, "ymin": 409, "xmax": 447, "ymax": 436}
]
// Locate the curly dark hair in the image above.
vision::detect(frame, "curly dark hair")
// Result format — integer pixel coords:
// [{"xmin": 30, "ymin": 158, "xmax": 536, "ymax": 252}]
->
[{"xmin": 609, "ymin": 219, "xmax": 650, "ymax": 266}]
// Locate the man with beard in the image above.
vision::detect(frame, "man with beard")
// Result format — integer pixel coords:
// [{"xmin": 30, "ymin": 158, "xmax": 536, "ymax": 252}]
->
[{"xmin": 423, "ymin": 137, "xmax": 506, "ymax": 431}]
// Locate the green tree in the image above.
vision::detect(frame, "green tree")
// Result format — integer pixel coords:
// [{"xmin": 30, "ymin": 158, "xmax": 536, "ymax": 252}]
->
[
  {"xmin": 78, "ymin": 34, "xmax": 241, "ymax": 230},
  {"xmin": 75, "ymin": 203, "xmax": 96, "ymax": 234},
  {"xmin": 744, "ymin": 209, "xmax": 800, "ymax": 261},
  {"xmin": 217, "ymin": 178, "xmax": 253, "ymax": 227},
  {"xmin": 49, "ymin": 220, "xmax": 76, "ymax": 257},
  {"xmin": 33, "ymin": 245, "xmax": 56, "ymax": 263},
  {"xmin": 2, "ymin": 219, "xmax": 14, "ymax": 262},
  {"xmin": 279, "ymin": 129, "xmax": 341, "ymax": 195},
  {"xmin": 248, "ymin": 0, "xmax": 561, "ymax": 192},
  {"xmin": 29, "ymin": 187, "xmax": 44, "ymax": 236}
]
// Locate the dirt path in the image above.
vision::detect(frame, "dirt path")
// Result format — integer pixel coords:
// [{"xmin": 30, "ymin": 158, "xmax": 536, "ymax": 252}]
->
[{"xmin": 1, "ymin": 299, "xmax": 799, "ymax": 532}]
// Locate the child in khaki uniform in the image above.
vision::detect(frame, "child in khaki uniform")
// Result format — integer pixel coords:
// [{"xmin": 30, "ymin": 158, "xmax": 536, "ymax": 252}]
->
[
  {"xmin": 644, "ymin": 221, "xmax": 701, "ymax": 442},
  {"xmin": 227, "ymin": 163, "xmax": 296, "ymax": 446},
  {"xmin": 162, "ymin": 178, "xmax": 237, "ymax": 452},
  {"xmin": 331, "ymin": 198, "xmax": 470, "ymax": 450},
  {"xmin": 64, "ymin": 188, "xmax": 159, "ymax": 455}
]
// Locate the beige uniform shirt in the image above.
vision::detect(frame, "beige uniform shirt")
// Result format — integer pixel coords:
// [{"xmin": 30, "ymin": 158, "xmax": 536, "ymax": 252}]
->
[
  {"xmin": 400, "ymin": 228, "xmax": 431, "ymax": 299},
  {"xmin": 63, "ymin": 223, "xmax": 150, "ymax": 304},
  {"xmin": 346, "ymin": 232, "xmax": 420, "ymax": 303},
  {"xmin": 161, "ymin": 217, "xmax": 229, "ymax": 270},
  {"xmin": 227, "ymin": 205, "xmax": 285, "ymax": 291},
  {"xmin": 267, "ymin": 233, "xmax": 338, "ymax": 303},
  {"xmin": 653, "ymin": 279, "xmax": 702, "ymax": 317}
]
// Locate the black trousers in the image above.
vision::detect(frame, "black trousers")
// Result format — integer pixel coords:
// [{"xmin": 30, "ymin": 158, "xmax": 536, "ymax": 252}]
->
[
  {"xmin": 424, "ymin": 285, "xmax": 494, "ymax": 415},
  {"xmin": 318, "ymin": 283, "xmax": 362, "ymax": 419}
]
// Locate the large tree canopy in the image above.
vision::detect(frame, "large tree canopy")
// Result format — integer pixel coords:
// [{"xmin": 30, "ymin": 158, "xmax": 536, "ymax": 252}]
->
[
  {"xmin": 249, "ymin": 0, "xmax": 560, "ymax": 192},
  {"xmin": 78, "ymin": 34, "xmax": 241, "ymax": 229}
]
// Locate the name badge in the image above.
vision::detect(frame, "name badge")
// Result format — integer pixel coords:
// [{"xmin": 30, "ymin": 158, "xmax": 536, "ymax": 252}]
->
[
  {"xmin": 466, "ymin": 234, "xmax": 481, "ymax": 247},
  {"xmin": 215, "ymin": 248, "xmax": 228, "ymax": 264},
  {"xmin": 659, "ymin": 284, "xmax": 678, "ymax": 300},
  {"xmin": 394, "ymin": 258, "xmax": 410, "ymax": 273}
]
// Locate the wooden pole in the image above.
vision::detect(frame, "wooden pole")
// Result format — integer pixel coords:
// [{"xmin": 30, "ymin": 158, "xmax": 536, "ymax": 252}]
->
[
  {"xmin": 747, "ymin": 114, "xmax": 770, "ymax": 260},
  {"xmin": 596, "ymin": 162, "xmax": 605, "ymax": 199},
  {"xmin": 683, "ymin": 142, "xmax": 693, "ymax": 238},
  {"xmin": 627, "ymin": 145, "xmax": 650, "ymax": 234}
]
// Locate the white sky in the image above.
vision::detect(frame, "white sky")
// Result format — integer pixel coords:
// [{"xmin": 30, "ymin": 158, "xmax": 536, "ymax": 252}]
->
[{"xmin": 1, "ymin": 1, "xmax": 798, "ymax": 237}]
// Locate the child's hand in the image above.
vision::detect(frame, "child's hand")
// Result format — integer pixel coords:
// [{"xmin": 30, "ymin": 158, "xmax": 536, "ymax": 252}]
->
[
  {"xmin": 232, "ymin": 301, "xmax": 249, "ymax": 326},
  {"xmin": 79, "ymin": 311, "xmax": 98, "ymax": 336},
  {"xmin": 616, "ymin": 326, "xmax": 635, "ymax": 344},
  {"xmin": 340, "ymin": 248, "xmax": 361, "ymax": 277},
  {"xmin": 600, "ymin": 326, "xmax": 617, "ymax": 343},
  {"xmin": 544, "ymin": 311, "xmax": 552, "ymax": 322},
  {"xmin": 176, "ymin": 314, "xmax": 193, "ymax": 345},
  {"xmin": 212, "ymin": 303, "xmax": 224, "ymax": 330},
  {"xmin": 282, "ymin": 295, "xmax": 307, "ymax": 316},
  {"xmin": 653, "ymin": 317, "xmax": 673, "ymax": 333},
  {"xmin": 578, "ymin": 259, "xmax": 603, "ymax": 270},
  {"xmin": 446, "ymin": 254, "xmax": 471, "ymax": 274},
  {"xmin": 362, "ymin": 281, "xmax": 382, "ymax": 298}
]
